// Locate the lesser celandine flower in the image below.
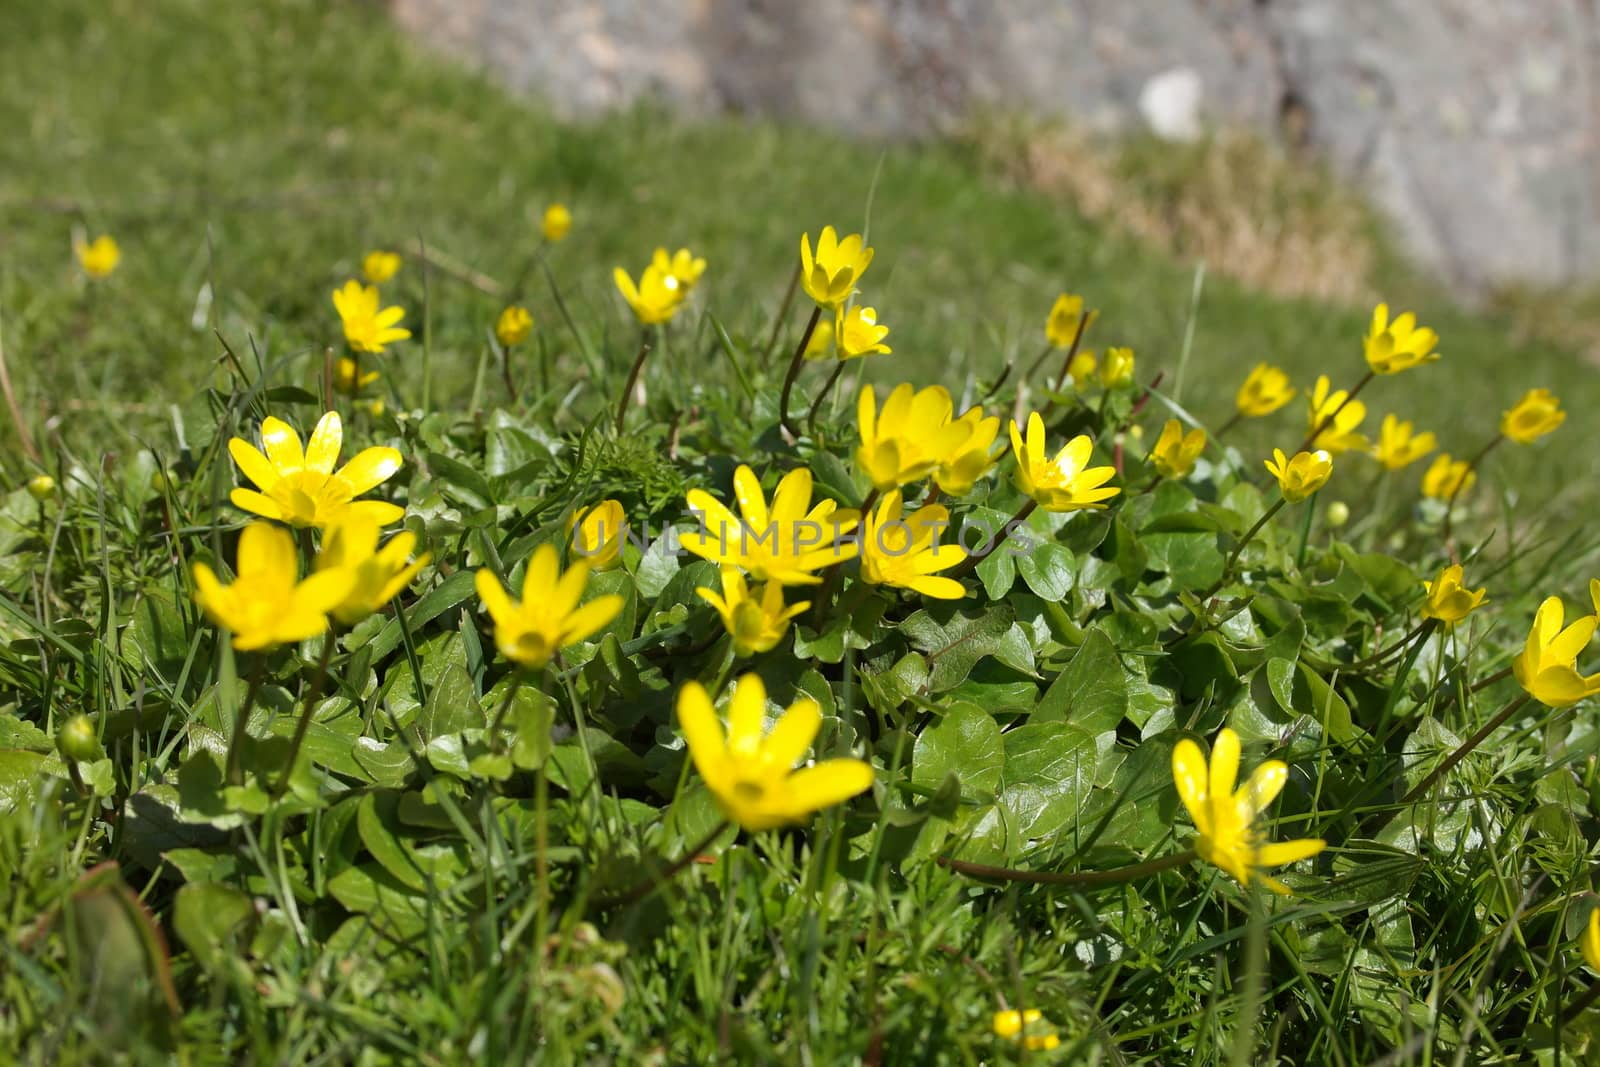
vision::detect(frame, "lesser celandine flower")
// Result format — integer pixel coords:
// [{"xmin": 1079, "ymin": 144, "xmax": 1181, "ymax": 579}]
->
[
  {"xmin": 1044, "ymin": 293, "xmax": 1093, "ymax": 349},
  {"xmin": 696, "ymin": 568, "xmax": 808, "ymax": 657},
  {"xmin": 568, "ymin": 499, "xmax": 626, "ymax": 571},
  {"xmin": 837, "ymin": 305, "xmax": 891, "ymax": 359},
  {"xmin": 1306, "ymin": 376, "xmax": 1366, "ymax": 453},
  {"xmin": 1420, "ymin": 564, "xmax": 1487, "ymax": 625},
  {"xmin": 651, "ymin": 246, "xmax": 707, "ymax": 290},
  {"xmin": 935, "ymin": 407, "xmax": 1002, "ymax": 496},
  {"xmin": 496, "ymin": 305, "xmax": 534, "ymax": 347},
  {"xmin": 992, "ymin": 1009, "xmax": 1061, "ymax": 1052},
  {"xmin": 799, "ymin": 226, "xmax": 874, "ymax": 311},
  {"xmin": 1501, "ymin": 387, "xmax": 1565, "ymax": 444},
  {"xmin": 542, "ymin": 203, "xmax": 572, "ymax": 242},
  {"xmin": 316, "ymin": 515, "xmax": 430, "ymax": 625},
  {"xmin": 361, "ymin": 250, "xmax": 401, "ymax": 285},
  {"xmin": 1098, "ymin": 346, "xmax": 1136, "ymax": 388},
  {"xmin": 676, "ymin": 673, "xmax": 874, "ymax": 831},
  {"xmin": 1150, "ymin": 419, "xmax": 1206, "ymax": 479},
  {"xmin": 1064, "ymin": 349, "xmax": 1098, "ymax": 386},
  {"xmin": 1372, "ymin": 414, "xmax": 1436, "ymax": 471},
  {"xmin": 1584, "ymin": 909, "xmax": 1600, "ymax": 973},
  {"xmin": 475, "ymin": 545, "xmax": 623, "ymax": 670},
  {"xmin": 229, "ymin": 411, "xmax": 404, "ymax": 529},
  {"xmin": 334, "ymin": 357, "xmax": 379, "ymax": 395},
  {"xmin": 1513, "ymin": 596, "xmax": 1600, "ymax": 708},
  {"xmin": 855, "ymin": 384, "xmax": 970, "ymax": 492},
  {"xmin": 332, "ymin": 280, "xmax": 411, "ymax": 354},
  {"xmin": 680, "ymin": 465, "xmax": 857, "ymax": 585},
  {"xmin": 801, "ymin": 318, "xmax": 836, "ymax": 361},
  {"xmin": 1172, "ymin": 727, "xmax": 1326, "ymax": 894},
  {"xmin": 26, "ymin": 475, "xmax": 55, "ymax": 502},
  {"xmin": 192, "ymin": 522, "xmax": 354, "ymax": 651},
  {"xmin": 613, "ymin": 262, "xmax": 685, "ymax": 325},
  {"xmin": 1264, "ymin": 448, "xmax": 1333, "ymax": 503},
  {"xmin": 1421, "ymin": 453, "xmax": 1474, "ymax": 501},
  {"xmin": 1009, "ymin": 413, "xmax": 1120, "ymax": 513},
  {"xmin": 1364, "ymin": 303, "xmax": 1440, "ymax": 375},
  {"xmin": 858, "ymin": 491, "xmax": 966, "ymax": 599},
  {"xmin": 1236, "ymin": 363, "xmax": 1296, "ymax": 417},
  {"xmin": 75, "ymin": 235, "xmax": 120, "ymax": 279}
]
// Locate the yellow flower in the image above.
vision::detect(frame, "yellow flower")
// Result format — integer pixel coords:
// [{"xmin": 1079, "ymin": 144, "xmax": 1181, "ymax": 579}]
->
[
  {"xmin": 855, "ymin": 384, "xmax": 971, "ymax": 492},
  {"xmin": 1364, "ymin": 302, "xmax": 1439, "ymax": 375},
  {"xmin": 1044, "ymin": 293, "xmax": 1093, "ymax": 349},
  {"xmin": 26, "ymin": 475, "xmax": 56, "ymax": 502},
  {"xmin": 1064, "ymin": 350, "xmax": 1098, "ymax": 386},
  {"xmin": 1150, "ymin": 419, "xmax": 1206, "ymax": 479},
  {"xmin": 229, "ymin": 411, "xmax": 405, "ymax": 529},
  {"xmin": 332, "ymin": 279, "xmax": 411, "ymax": 354},
  {"xmin": 1420, "ymin": 564, "xmax": 1487, "ymax": 626},
  {"xmin": 496, "ymin": 305, "xmax": 534, "ymax": 347},
  {"xmin": 75, "ymin": 234, "xmax": 120, "ymax": 279},
  {"xmin": 1236, "ymin": 363, "xmax": 1296, "ymax": 417},
  {"xmin": 935, "ymin": 407, "xmax": 1002, "ymax": 496},
  {"xmin": 1172, "ymin": 727, "xmax": 1327, "ymax": 894},
  {"xmin": 334, "ymin": 356, "xmax": 380, "ymax": 395},
  {"xmin": 801, "ymin": 317, "xmax": 836, "ymax": 361},
  {"xmin": 1372, "ymin": 414, "xmax": 1436, "ymax": 471},
  {"xmin": 316, "ymin": 515, "xmax": 430, "ymax": 626},
  {"xmin": 1098, "ymin": 346, "xmax": 1135, "ymax": 389},
  {"xmin": 1501, "ymin": 387, "xmax": 1565, "ymax": 444},
  {"xmin": 366, "ymin": 398, "xmax": 385, "ymax": 418},
  {"xmin": 992, "ymin": 1009, "xmax": 1061, "ymax": 1052},
  {"xmin": 858, "ymin": 491, "xmax": 966, "ymax": 599},
  {"xmin": 1264, "ymin": 448, "xmax": 1333, "ymax": 503},
  {"xmin": 680, "ymin": 465, "xmax": 858, "ymax": 585},
  {"xmin": 191, "ymin": 522, "xmax": 354, "ymax": 652},
  {"xmin": 837, "ymin": 305, "xmax": 891, "ymax": 360},
  {"xmin": 651, "ymin": 246, "xmax": 707, "ymax": 290},
  {"xmin": 475, "ymin": 544, "xmax": 624, "ymax": 669},
  {"xmin": 695, "ymin": 568, "xmax": 809, "ymax": 657},
  {"xmin": 1513, "ymin": 596, "xmax": 1600, "ymax": 708},
  {"xmin": 1306, "ymin": 376, "xmax": 1366, "ymax": 453},
  {"xmin": 799, "ymin": 226, "xmax": 874, "ymax": 311},
  {"xmin": 542, "ymin": 203, "xmax": 572, "ymax": 242},
  {"xmin": 568, "ymin": 499, "xmax": 626, "ymax": 571},
  {"xmin": 676, "ymin": 673, "xmax": 874, "ymax": 831},
  {"xmin": 361, "ymin": 250, "xmax": 401, "ymax": 285},
  {"xmin": 1420, "ymin": 453, "xmax": 1475, "ymax": 501},
  {"xmin": 613, "ymin": 263, "xmax": 685, "ymax": 325},
  {"xmin": 1584, "ymin": 909, "xmax": 1600, "ymax": 973},
  {"xmin": 1009, "ymin": 413, "xmax": 1120, "ymax": 512}
]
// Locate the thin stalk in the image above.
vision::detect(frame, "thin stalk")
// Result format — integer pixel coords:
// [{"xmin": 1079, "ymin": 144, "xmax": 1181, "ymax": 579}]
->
[
  {"xmin": 1442, "ymin": 433, "xmax": 1503, "ymax": 539},
  {"xmin": 949, "ymin": 498, "xmax": 1036, "ymax": 578},
  {"xmin": 939, "ymin": 848, "xmax": 1196, "ymax": 887},
  {"xmin": 224, "ymin": 657, "xmax": 266, "ymax": 788},
  {"xmin": 1202, "ymin": 497, "xmax": 1288, "ymax": 599},
  {"xmin": 1562, "ymin": 979, "xmax": 1600, "ymax": 1023},
  {"xmin": 272, "ymin": 634, "xmax": 337, "ymax": 797},
  {"xmin": 614, "ymin": 326, "xmax": 654, "ymax": 435},
  {"xmin": 778, "ymin": 306, "xmax": 823, "ymax": 437},
  {"xmin": 1399, "ymin": 692, "xmax": 1532, "ymax": 804},
  {"xmin": 1347, "ymin": 618, "xmax": 1437, "ymax": 671},
  {"xmin": 1295, "ymin": 490, "xmax": 1318, "ymax": 568},
  {"xmin": 1046, "ymin": 310, "xmax": 1093, "ymax": 401},
  {"xmin": 1210, "ymin": 410, "xmax": 1243, "ymax": 442},
  {"xmin": 487, "ymin": 668, "xmax": 529, "ymax": 753},
  {"xmin": 1295, "ymin": 370, "xmax": 1374, "ymax": 454},
  {"xmin": 601, "ymin": 820, "xmax": 730, "ymax": 908},
  {"xmin": 762, "ymin": 264, "xmax": 801, "ymax": 361},
  {"xmin": 1019, "ymin": 340, "xmax": 1057, "ymax": 385},
  {"xmin": 804, "ymin": 359, "xmax": 848, "ymax": 434}
]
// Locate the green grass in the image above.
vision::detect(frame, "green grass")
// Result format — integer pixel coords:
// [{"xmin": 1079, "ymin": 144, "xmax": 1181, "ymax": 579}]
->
[{"xmin": 4, "ymin": 2, "xmax": 1600, "ymax": 1065}]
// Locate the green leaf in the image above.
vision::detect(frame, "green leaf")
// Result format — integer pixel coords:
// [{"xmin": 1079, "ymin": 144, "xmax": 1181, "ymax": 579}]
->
[
  {"xmin": 1015, "ymin": 541, "xmax": 1076, "ymax": 601},
  {"xmin": 0, "ymin": 749, "xmax": 46, "ymax": 812},
  {"xmin": 357, "ymin": 792, "xmax": 467, "ymax": 892},
  {"xmin": 977, "ymin": 544, "xmax": 1016, "ymax": 599},
  {"xmin": 1142, "ymin": 531, "xmax": 1224, "ymax": 591},
  {"xmin": 1035, "ymin": 629, "xmax": 1127, "ymax": 731},
  {"xmin": 912, "ymin": 702, "xmax": 1004, "ymax": 800},
  {"xmin": 173, "ymin": 882, "xmax": 256, "ymax": 973},
  {"xmin": 900, "ymin": 603, "xmax": 1019, "ymax": 693},
  {"xmin": 421, "ymin": 665, "xmax": 482, "ymax": 738},
  {"xmin": 996, "ymin": 722, "xmax": 1099, "ymax": 842},
  {"xmin": 350, "ymin": 738, "xmax": 418, "ymax": 787}
]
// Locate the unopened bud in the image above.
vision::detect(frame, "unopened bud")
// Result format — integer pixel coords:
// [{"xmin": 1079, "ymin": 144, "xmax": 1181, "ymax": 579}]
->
[
  {"xmin": 1325, "ymin": 501, "xmax": 1350, "ymax": 528},
  {"xmin": 27, "ymin": 475, "xmax": 56, "ymax": 502},
  {"xmin": 56, "ymin": 714, "xmax": 100, "ymax": 762}
]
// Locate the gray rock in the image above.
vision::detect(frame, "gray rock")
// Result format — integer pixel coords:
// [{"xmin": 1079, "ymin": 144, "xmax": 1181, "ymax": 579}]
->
[{"xmin": 390, "ymin": 0, "xmax": 1600, "ymax": 290}]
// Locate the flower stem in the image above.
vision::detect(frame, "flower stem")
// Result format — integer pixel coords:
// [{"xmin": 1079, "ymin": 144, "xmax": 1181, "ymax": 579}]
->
[
  {"xmin": 272, "ymin": 633, "xmax": 337, "ymax": 797},
  {"xmin": 1563, "ymin": 979, "xmax": 1600, "ymax": 1022},
  {"xmin": 778, "ymin": 306, "xmax": 823, "ymax": 437},
  {"xmin": 602, "ymin": 820, "xmax": 730, "ymax": 908},
  {"xmin": 939, "ymin": 848, "xmax": 1196, "ymax": 887},
  {"xmin": 762, "ymin": 263, "xmax": 801, "ymax": 362},
  {"xmin": 1046, "ymin": 311, "xmax": 1093, "ymax": 401},
  {"xmin": 614, "ymin": 326, "xmax": 654, "ymax": 435},
  {"xmin": 1441, "ymin": 433, "xmax": 1503, "ymax": 539},
  {"xmin": 1212, "ymin": 411, "xmax": 1243, "ymax": 441},
  {"xmin": 949, "ymin": 498, "xmax": 1036, "ymax": 579},
  {"xmin": 487, "ymin": 667, "xmax": 529, "ymax": 753},
  {"xmin": 1296, "ymin": 369, "xmax": 1374, "ymax": 454},
  {"xmin": 1202, "ymin": 497, "xmax": 1288, "ymax": 599},
  {"xmin": 1347, "ymin": 618, "xmax": 1437, "ymax": 671},
  {"xmin": 804, "ymin": 360, "xmax": 848, "ymax": 434},
  {"xmin": 1399, "ymin": 692, "xmax": 1532, "ymax": 804},
  {"xmin": 224, "ymin": 657, "xmax": 266, "ymax": 788}
]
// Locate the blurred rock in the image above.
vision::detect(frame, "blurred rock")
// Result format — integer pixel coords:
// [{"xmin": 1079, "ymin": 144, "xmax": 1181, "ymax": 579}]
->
[{"xmin": 391, "ymin": 0, "xmax": 1600, "ymax": 290}]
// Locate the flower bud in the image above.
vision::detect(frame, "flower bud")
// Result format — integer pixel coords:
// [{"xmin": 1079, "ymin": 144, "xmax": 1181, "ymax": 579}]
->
[
  {"xmin": 56, "ymin": 714, "xmax": 101, "ymax": 762},
  {"xmin": 27, "ymin": 475, "xmax": 56, "ymax": 501},
  {"xmin": 1325, "ymin": 500, "xmax": 1350, "ymax": 528}
]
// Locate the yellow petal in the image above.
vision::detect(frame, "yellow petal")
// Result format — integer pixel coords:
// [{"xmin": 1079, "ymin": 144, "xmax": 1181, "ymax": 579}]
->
[
  {"xmin": 337, "ymin": 447, "xmax": 403, "ymax": 496},
  {"xmin": 305, "ymin": 411, "xmax": 344, "ymax": 474},
  {"xmin": 763, "ymin": 698, "xmax": 821, "ymax": 769}
]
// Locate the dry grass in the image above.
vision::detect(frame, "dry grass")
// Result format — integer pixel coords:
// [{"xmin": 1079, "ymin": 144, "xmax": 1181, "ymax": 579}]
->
[{"xmin": 964, "ymin": 115, "xmax": 1377, "ymax": 304}]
